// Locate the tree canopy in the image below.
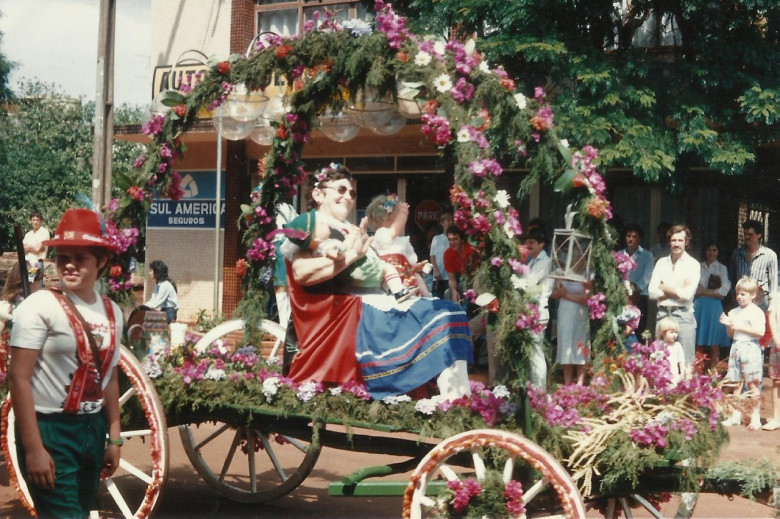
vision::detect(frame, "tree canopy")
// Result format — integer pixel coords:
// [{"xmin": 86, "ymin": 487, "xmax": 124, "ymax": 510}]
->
[{"xmin": 394, "ymin": 0, "xmax": 779, "ymax": 188}]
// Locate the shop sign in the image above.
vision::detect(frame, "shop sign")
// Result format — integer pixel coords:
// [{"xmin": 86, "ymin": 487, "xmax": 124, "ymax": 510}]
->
[
  {"xmin": 147, "ymin": 171, "xmax": 226, "ymax": 229},
  {"xmin": 414, "ymin": 200, "xmax": 442, "ymax": 231}
]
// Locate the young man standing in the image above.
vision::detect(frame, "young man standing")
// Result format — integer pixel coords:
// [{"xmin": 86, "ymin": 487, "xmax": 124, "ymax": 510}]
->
[
  {"xmin": 730, "ymin": 219, "xmax": 777, "ymax": 310},
  {"xmin": 620, "ymin": 224, "xmax": 654, "ymax": 335},
  {"xmin": 429, "ymin": 212, "xmax": 453, "ymax": 299},
  {"xmin": 648, "ymin": 225, "xmax": 701, "ymax": 369},
  {"xmin": 443, "ymin": 225, "xmax": 478, "ymax": 305},
  {"xmin": 23, "ymin": 210, "xmax": 50, "ymax": 266},
  {"xmin": 524, "ymin": 227, "xmax": 553, "ymax": 389}
]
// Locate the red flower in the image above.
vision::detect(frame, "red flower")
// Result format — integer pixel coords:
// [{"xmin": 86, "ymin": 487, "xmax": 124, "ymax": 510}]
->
[
  {"xmin": 216, "ymin": 61, "xmax": 231, "ymax": 74},
  {"xmin": 236, "ymin": 258, "xmax": 247, "ymax": 278},
  {"xmin": 275, "ymin": 126, "xmax": 289, "ymax": 140},
  {"xmin": 396, "ymin": 51, "xmax": 409, "ymax": 62},
  {"xmin": 275, "ymin": 44, "xmax": 293, "ymax": 59},
  {"xmin": 530, "ymin": 115, "xmax": 549, "ymax": 132},
  {"xmin": 421, "ymin": 99, "xmax": 438, "ymax": 115},
  {"xmin": 499, "ymin": 78, "xmax": 516, "ymax": 91},
  {"xmin": 127, "ymin": 185, "xmax": 145, "ymax": 201},
  {"xmin": 572, "ymin": 174, "xmax": 587, "ymax": 188},
  {"xmin": 474, "ymin": 109, "xmax": 490, "ymax": 131},
  {"xmin": 173, "ymin": 104, "xmax": 187, "ymax": 117},
  {"xmin": 110, "ymin": 265, "xmax": 123, "ymax": 278}
]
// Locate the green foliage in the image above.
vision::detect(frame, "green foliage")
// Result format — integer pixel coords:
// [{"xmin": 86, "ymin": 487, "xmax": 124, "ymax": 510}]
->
[
  {"xmin": 0, "ymin": 23, "xmax": 16, "ymax": 106},
  {"xmin": 401, "ymin": 0, "xmax": 780, "ymax": 183}
]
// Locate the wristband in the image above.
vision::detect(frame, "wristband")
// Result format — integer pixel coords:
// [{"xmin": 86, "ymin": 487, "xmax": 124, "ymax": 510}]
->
[{"xmin": 107, "ymin": 437, "xmax": 124, "ymax": 446}]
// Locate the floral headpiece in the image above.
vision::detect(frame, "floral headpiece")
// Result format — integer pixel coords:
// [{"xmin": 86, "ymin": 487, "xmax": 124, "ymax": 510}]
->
[
  {"xmin": 314, "ymin": 162, "xmax": 342, "ymax": 187},
  {"xmin": 383, "ymin": 194, "xmax": 399, "ymax": 214}
]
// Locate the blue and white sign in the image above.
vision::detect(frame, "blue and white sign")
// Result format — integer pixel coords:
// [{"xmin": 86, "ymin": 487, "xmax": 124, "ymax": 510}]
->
[{"xmin": 147, "ymin": 171, "xmax": 227, "ymax": 229}]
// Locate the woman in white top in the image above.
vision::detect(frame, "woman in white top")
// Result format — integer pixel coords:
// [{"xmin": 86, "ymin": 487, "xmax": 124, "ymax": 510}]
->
[
  {"xmin": 144, "ymin": 260, "xmax": 179, "ymax": 323},
  {"xmin": 693, "ymin": 241, "xmax": 731, "ymax": 369}
]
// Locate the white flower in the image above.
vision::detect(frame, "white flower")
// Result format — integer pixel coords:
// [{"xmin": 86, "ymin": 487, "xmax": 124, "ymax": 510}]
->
[
  {"xmin": 329, "ymin": 387, "xmax": 343, "ymax": 396},
  {"xmin": 342, "ymin": 19, "xmax": 372, "ymax": 36},
  {"xmin": 415, "ymin": 398, "xmax": 436, "ymax": 415},
  {"xmin": 465, "ymin": 39, "xmax": 476, "ymax": 55},
  {"xmin": 479, "ymin": 60, "xmax": 490, "ymax": 73},
  {"xmin": 510, "ymin": 274, "xmax": 527, "ymax": 290},
  {"xmin": 382, "ymin": 394, "xmax": 412, "ymax": 405},
  {"xmin": 414, "ymin": 51, "xmax": 432, "ymax": 66},
  {"xmin": 560, "ymin": 138, "xmax": 569, "ymax": 148},
  {"xmin": 262, "ymin": 377, "xmax": 280, "ymax": 402},
  {"xmin": 433, "ymin": 40, "xmax": 446, "ymax": 56},
  {"xmin": 492, "ymin": 385, "xmax": 510, "ymax": 399},
  {"xmin": 143, "ymin": 358, "xmax": 163, "ymax": 379},
  {"xmin": 514, "ymin": 93, "xmax": 527, "ymax": 110},
  {"xmin": 504, "ymin": 221, "xmax": 516, "ymax": 239},
  {"xmin": 493, "ymin": 190, "xmax": 510, "ymax": 209},
  {"xmin": 205, "ymin": 366, "xmax": 226, "ymax": 381},
  {"xmin": 434, "ymin": 73, "xmax": 452, "ymax": 93},
  {"xmin": 296, "ymin": 381, "xmax": 318, "ymax": 402},
  {"xmin": 456, "ymin": 127, "xmax": 471, "ymax": 143}
]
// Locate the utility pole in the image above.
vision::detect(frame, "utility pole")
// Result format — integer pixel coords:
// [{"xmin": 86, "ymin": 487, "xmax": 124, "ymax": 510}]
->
[{"xmin": 92, "ymin": 0, "xmax": 116, "ymax": 208}]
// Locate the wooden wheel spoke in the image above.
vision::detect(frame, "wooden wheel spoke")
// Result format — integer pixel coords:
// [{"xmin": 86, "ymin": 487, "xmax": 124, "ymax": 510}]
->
[
  {"xmin": 105, "ymin": 478, "xmax": 135, "ymax": 519},
  {"xmin": 260, "ymin": 432, "xmax": 289, "ymax": 482},
  {"xmin": 118, "ymin": 386, "xmax": 137, "ymax": 406},
  {"xmin": 522, "ymin": 475, "xmax": 550, "ymax": 504},
  {"xmin": 194, "ymin": 423, "xmax": 231, "ymax": 451},
  {"xmin": 116, "ymin": 458, "xmax": 154, "ymax": 484},
  {"xmin": 277, "ymin": 434, "xmax": 310, "ymax": 454},
  {"xmin": 218, "ymin": 428, "xmax": 243, "ymax": 483},
  {"xmin": 246, "ymin": 429, "xmax": 257, "ymax": 493},
  {"xmin": 439, "ymin": 463, "xmax": 459, "ymax": 481}
]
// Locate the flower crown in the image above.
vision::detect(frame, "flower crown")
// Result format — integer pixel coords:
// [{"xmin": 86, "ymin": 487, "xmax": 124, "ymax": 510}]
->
[
  {"xmin": 383, "ymin": 194, "xmax": 399, "ymax": 214},
  {"xmin": 314, "ymin": 162, "xmax": 343, "ymax": 187}
]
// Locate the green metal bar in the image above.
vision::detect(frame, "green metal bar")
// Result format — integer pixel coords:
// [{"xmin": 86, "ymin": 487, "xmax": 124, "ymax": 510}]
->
[{"xmin": 329, "ymin": 480, "xmax": 447, "ymax": 497}]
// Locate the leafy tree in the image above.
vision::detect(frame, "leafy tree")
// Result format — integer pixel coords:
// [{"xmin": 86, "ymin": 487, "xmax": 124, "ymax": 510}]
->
[
  {"xmin": 0, "ymin": 80, "xmax": 145, "ymax": 254},
  {"xmin": 0, "ymin": 14, "xmax": 15, "ymax": 106},
  {"xmin": 393, "ymin": 0, "xmax": 779, "ymax": 187}
]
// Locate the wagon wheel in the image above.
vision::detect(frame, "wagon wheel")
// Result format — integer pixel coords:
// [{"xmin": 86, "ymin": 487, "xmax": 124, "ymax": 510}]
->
[
  {"xmin": 593, "ymin": 490, "xmax": 698, "ymax": 518},
  {"xmin": 180, "ymin": 319, "xmax": 321, "ymax": 503},
  {"xmin": 1, "ymin": 346, "xmax": 169, "ymax": 519},
  {"xmin": 403, "ymin": 429, "xmax": 586, "ymax": 519}
]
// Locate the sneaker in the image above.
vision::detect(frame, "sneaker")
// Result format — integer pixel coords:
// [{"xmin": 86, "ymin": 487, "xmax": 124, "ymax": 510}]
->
[
  {"xmin": 762, "ymin": 419, "xmax": 780, "ymax": 431},
  {"xmin": 394, "ymin": 286, "xmax": 420, "ymax": 303},
  {"xmin": 721, "ymin": 412, "xmax": 742, "ymax": 427}
]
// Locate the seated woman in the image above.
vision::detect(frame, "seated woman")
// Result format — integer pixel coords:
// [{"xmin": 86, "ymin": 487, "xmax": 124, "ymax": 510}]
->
[{"xmin": 280, "ymin": 164, "xmax": 473, "ymax": 400}]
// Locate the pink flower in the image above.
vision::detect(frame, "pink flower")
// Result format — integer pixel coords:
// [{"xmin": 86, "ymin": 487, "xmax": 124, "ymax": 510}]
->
[
  {"xmin": 587, "ymin": 292, "xmax": 607, "ymax": 320},
  {"xmin": 141, "ymin": 115, "xmax": 164, "ymax": 136}
]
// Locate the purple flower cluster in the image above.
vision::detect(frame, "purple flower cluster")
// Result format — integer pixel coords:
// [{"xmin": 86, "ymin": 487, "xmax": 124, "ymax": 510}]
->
[
  {"xmin": 528, "ymin": 384, "xmax": 609, "ymax": 429},
  {"xmin": 141, "ymin": 114, "xmax": 164, "ymax": 137},
  {"xmin": 450, "ymin": 77, "xmax": 474, "ymax": 102},
  {"xmin": 105, "ymin": 221, "xmax": 139, "ymax": 254},
  {"xmin": 375, "ymin": 0, "xmax": 410, "ymax": 49},
  {"xmin": 446, "ymin": 478, "xmax": 483, "ymax": 513},
  {"xmin": 515, "ymin": 303, "xmax": 545, "ymax": 334},
  {"xmin": 630, "ymin": 422, "xmax": 670, "ymax": 449},
  {"xmin": 504, "ymin": 480, "xmax": 526, "ymax": 516},
  {"xmin": 421, "ymin": 113, "xmax": 452, "ymax": 146},
  {"xmin": 587, "ymin": 292, "xmax": 607, "ymax": 320},
  {"xmin": 612, "ymin": 250, "xmax": 637, "ymax": 280},
  {"xmin": 247, "ymin": 237, "xmax": 275, "ymax": 262},
  {"xmin": 468, "ymin": 158, "xmax": 503, "ymax": 178}
]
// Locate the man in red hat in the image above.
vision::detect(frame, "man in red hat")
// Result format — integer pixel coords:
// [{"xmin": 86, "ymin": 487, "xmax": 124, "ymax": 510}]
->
[{"xmin": 8, "ymin": 208, "xmax": 124, "ymax": 518}]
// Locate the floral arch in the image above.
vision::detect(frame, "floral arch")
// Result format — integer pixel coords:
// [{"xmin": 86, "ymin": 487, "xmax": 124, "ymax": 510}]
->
[{"xmin": 109, "ymin": 1, "xmax": 628, "ymax": 387}]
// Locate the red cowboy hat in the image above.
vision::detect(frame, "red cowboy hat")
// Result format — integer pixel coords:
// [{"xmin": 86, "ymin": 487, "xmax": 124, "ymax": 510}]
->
[{"xmin": 42, "ymin": 208, "xmax": 118, "ymax": 251}]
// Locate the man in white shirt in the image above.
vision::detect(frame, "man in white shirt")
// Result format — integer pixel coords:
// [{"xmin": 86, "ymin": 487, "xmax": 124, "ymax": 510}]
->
[
  {"xmin": 23, "ymin": 210, "xmax": 50, "ymax": 265},
  {"xmin": 525, "ymin": 227, "xmax": 553, "ymax": 389},
  {"xmin": 648, "ymin": 224, "xmax": 701, "ymax": 366}
]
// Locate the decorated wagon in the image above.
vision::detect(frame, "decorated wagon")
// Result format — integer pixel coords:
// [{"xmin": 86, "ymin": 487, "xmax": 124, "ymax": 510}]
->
[{"xmin": 1, "ymin": 2, "xmax": 776, "ymax": 518}]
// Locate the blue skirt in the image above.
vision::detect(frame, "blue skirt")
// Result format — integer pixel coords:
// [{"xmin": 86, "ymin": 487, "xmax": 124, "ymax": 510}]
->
[
  {"xmin": 356, "ymin": 297, "xmax": 473, "ymax": 399},
  {"xmin": 694, "ymin": 297, "xmax": 731, "ymax": 347}
]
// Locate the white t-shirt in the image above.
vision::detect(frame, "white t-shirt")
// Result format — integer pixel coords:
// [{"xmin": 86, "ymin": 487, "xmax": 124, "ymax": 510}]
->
[
  {"xmin": 728, "ymin": 303, "xmax": 765, "ymax": 343},
  {"xmin": 667, "ymin": 341, "xmax": 685, "ymax": 383},
  {"xmin": 10, "ymin": 288, "xmax": 123, "ymax": 414},
  {"xmin": 372, "ymin": 227, "xmax": 417, "ymax": 263},
  {"xmin": 23, "ymin": 227, "xmax": 50, "ymax": 264}
]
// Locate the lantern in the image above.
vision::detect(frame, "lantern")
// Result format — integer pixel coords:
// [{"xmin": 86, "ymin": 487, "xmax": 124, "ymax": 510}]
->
[{"xmin": 549, "ymin": 208, "xmax": 593, "ymax": 282}]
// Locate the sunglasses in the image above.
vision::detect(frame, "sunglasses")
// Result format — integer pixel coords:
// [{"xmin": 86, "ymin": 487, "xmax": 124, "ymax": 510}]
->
[{"xmin": 322, "ymin": 185, "xmax": 357, "ymax": 198}]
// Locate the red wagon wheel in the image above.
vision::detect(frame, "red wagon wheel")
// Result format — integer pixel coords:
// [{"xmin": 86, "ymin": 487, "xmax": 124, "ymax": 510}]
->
[
  {"xmin": 403, "ymin": 429, "xmax": 586, "ymax": 519},
  {"xmin": 2, "ymin": 346, "xmax": 169, "ymax": 519}
]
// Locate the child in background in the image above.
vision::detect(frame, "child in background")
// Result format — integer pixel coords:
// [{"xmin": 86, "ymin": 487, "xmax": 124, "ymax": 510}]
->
[
  {"xmin": 365, "ymin": 194, "xmax": 430, "ymax": 297},
  {"xmin": 656, "ymin": 317, "xmax": 686, "ymax": 383},
  {"xmin": 618, "ymin": 282, "xmax": 642, "ymax": 353},
  {"xmin": 719, "ymin": 276, "xmax": 766, "ymax": 430},
  {"xmin": 764, "ymin": 292, "xmax": 780, "ymax": 430},
  {"xmin": 282, "ymin": 209, "xmax": 416, "ymax": 302}
]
